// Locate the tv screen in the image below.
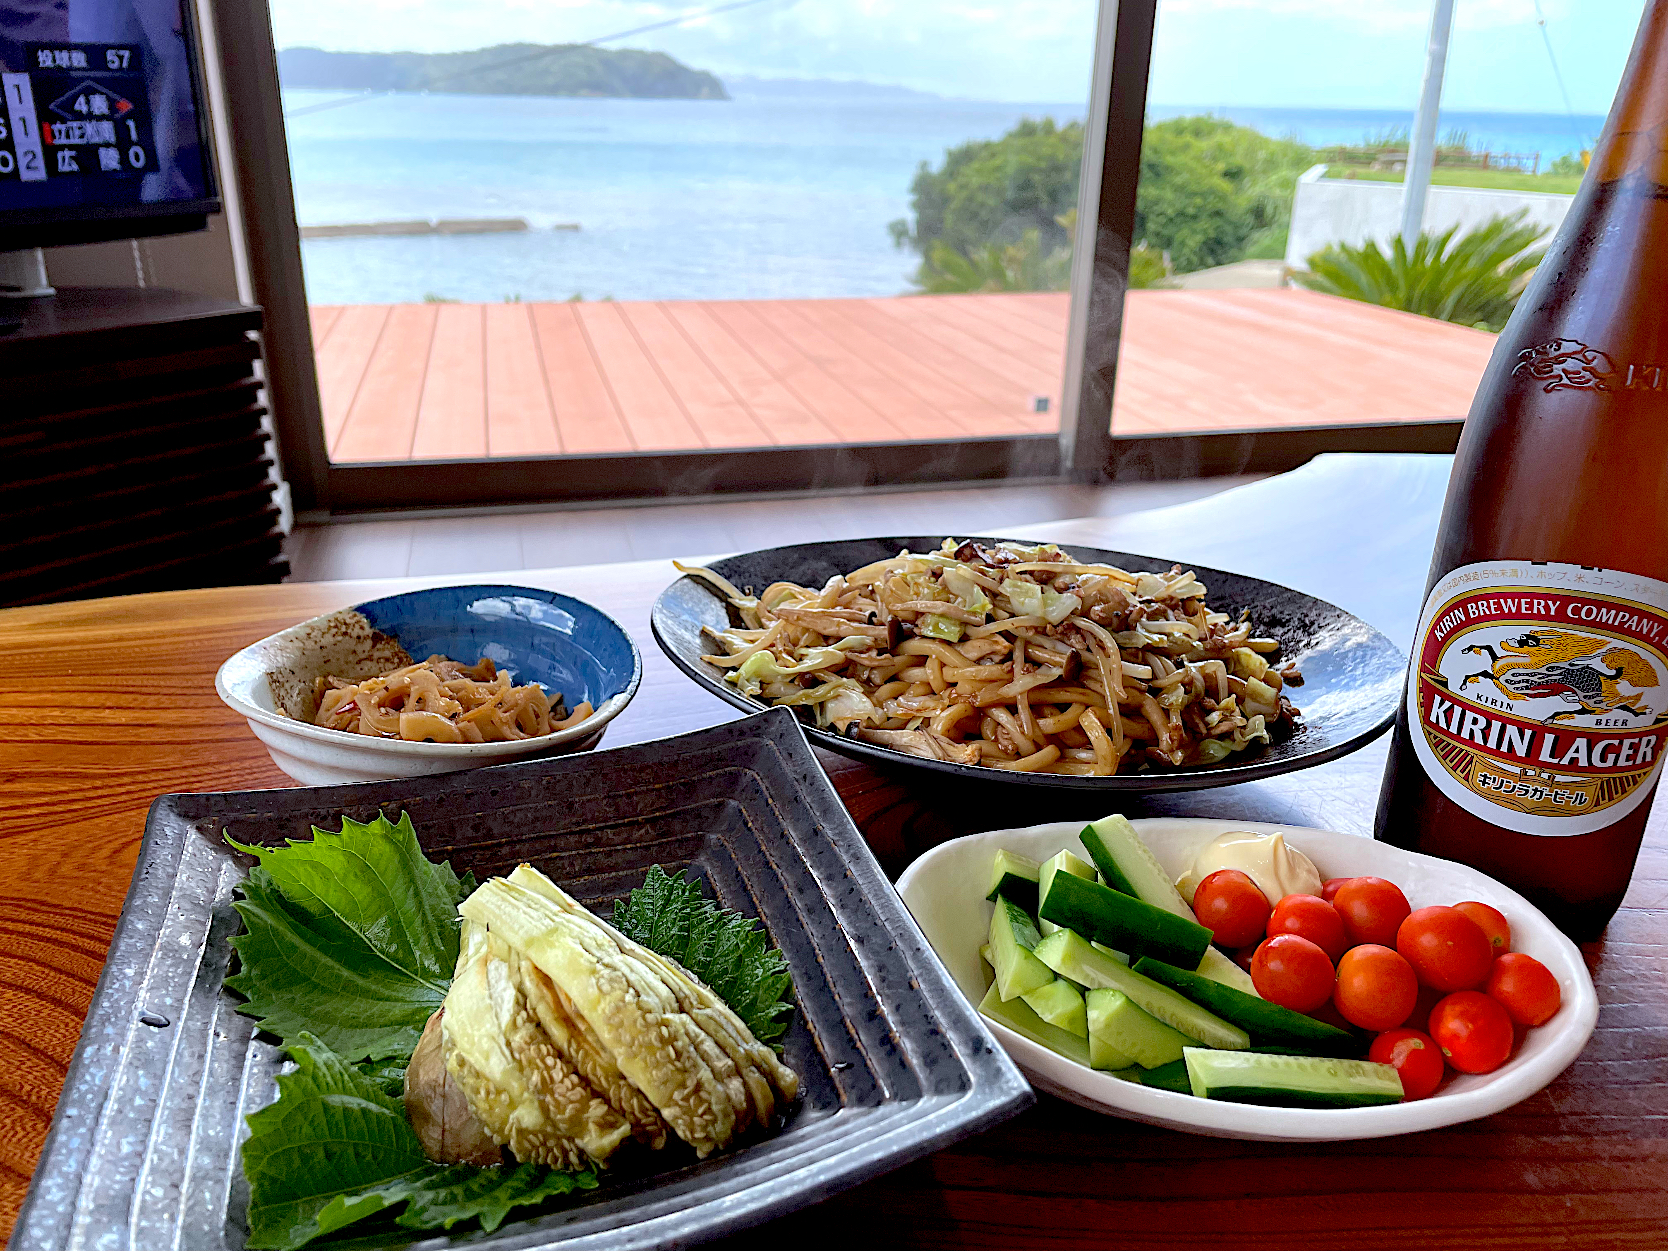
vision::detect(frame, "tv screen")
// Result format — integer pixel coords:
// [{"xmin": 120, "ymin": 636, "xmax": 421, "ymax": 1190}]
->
[{"xmin": 0, "ymin": 0, "xmax": 219, "ymax": 248}]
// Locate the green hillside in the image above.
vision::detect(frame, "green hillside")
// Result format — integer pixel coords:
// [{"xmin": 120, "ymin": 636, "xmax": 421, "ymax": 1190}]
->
[{"xmin": 279, "ymin": 44, "xmax": 729, "ymax": 100}]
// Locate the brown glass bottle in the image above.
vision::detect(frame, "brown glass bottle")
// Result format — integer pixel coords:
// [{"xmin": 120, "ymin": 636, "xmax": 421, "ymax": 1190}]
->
[{"xmin": 1375, "ymin": 1, "xmax": 1668, "ymax": 941}]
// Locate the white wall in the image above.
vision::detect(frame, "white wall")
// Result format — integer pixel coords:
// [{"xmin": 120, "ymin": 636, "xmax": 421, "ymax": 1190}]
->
[{"xmin": 1285, "ymin": 164, "xmax": 1574, "ymax": 267}]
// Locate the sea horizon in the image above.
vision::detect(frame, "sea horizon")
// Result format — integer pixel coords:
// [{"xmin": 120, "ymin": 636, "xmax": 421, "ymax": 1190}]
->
[{"xmin": 286, "ymin": 89, "xmax": 1601, "ymax": 306}]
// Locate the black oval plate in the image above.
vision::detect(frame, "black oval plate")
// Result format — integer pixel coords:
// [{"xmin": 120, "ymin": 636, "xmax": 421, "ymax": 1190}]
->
[{"xmin": 651, "ymin": 535, "xmax": 1405, "ymax": 792}]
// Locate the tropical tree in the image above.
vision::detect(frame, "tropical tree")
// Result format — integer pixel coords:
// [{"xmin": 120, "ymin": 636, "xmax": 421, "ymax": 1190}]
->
[{"xmin": 1296, "ymin": 212, "xmax": 1548, "ymax": 332}]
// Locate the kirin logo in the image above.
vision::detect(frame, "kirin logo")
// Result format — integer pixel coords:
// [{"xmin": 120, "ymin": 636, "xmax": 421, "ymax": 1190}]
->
[{"xmin": 1511, "ymin": 339, "xmax": 1617, "ymax": 392}]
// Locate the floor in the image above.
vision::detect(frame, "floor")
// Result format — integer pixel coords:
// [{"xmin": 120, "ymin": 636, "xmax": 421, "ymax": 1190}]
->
[
  {"xmin": 284, "ymin": 476, "xmax": 1259, "ymax": 582},
  {"xmin": 309, "ymin": 288, "xmax": 1495, "ymax": 463}
]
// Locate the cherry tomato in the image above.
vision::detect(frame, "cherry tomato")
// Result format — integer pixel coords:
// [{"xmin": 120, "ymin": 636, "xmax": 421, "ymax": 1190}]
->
[
  {"xmin": 1231, "ymin": 944, "xmax": 1258, "ymax": 974},
  {"xmin": 1192, "ymin": 869, "xmax": 1272, "ymax": 949},
  {"xmin": 1320, "ymin": 877, "xmax": 1356, "ymax": 904},
  {"xmin": 1368, "ymin": 1027, "xmax": 1446, "ymax": 1100},
  {"xmin": 1250, "ymin": 933, "xmax": 1335, "ymax": 1014},
  {"xmin": 1396, "ymin": 906, "xmax": 1494, "ymax": 992},
  {"xmin": 1486, "ymin": 952, "xmax": 1562, "ymax": 1026},
  {"xmin": 1334, "ymin": 876, "xmax": 1412, "ymax": 948},
  {"xmin": 1333, "ymin": 944, "xmax": 1418, "ymax": 1032},
  {"xmin": 1429, "ymin": 990, "xmax": 1515, "ymax": 1074},
  {"xmin": 1266, "ymin": 894, "xmax": 1348, "ymax": 960},
  {"xmin": 1455, "ymin": 901, "xmax": 1511, "ymax": 953}
]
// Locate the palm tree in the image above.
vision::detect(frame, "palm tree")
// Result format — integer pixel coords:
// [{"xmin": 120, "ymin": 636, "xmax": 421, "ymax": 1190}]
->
[{"xmin": 1296, "ymin": 211, "xmax": 1548, "ymax": 332}]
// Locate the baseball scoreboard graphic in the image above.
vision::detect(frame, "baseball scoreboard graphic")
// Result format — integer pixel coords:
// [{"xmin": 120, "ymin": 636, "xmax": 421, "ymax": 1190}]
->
[{"xmin": 0, "ymin": 44, "xmax": 156, "ymax": 185}]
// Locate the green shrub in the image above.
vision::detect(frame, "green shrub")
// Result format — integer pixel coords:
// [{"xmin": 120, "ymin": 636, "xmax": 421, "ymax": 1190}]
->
[
  {"xmin": 892, "ymin": 114, "xmax": 1314, "ymax": 290},
  {"xmin": 1127, "ymin": 243, "xmax": 1175, "ymax": 289},
  {"xmin": 1134, "ymin": 117, "xmax": 1314, "ymax": 272},
  {"xmin": 889, "ymin": 118, "xmax": 1085, "ymax": 263},
  {"xmin": 1296, "ymin": 212, "xmax": 1548, "ymax": 332}
]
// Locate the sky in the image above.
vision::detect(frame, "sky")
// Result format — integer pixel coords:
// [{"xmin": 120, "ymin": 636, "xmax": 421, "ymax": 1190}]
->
[{"xmin": 268, "ymin": 0, "xmax": 1648, "ymax": 113}]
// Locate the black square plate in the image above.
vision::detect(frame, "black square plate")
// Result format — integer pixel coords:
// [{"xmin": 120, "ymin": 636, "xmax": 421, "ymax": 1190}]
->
[{"xmin": 14, "ymin": 708, "xmax": 1031, "ymax": 1250}]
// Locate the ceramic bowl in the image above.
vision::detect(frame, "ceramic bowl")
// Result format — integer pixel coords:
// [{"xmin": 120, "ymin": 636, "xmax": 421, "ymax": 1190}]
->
[
  {"xmin": 652, "ymin": 535, "xmax": 1404, "ymax": 792},
  {"xmin": 215, "ymin": 584, "xmax": 641, "ymax": 785},
  {"xmin": 895, "ymin": 817, "xmax": 1599, "ymax": 1142}
]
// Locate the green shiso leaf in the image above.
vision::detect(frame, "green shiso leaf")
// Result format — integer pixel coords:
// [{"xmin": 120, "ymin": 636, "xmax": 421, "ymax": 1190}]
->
[
  {"xmin": 613, "ymin": 865, "xmax": 796, "ymax": 1046},
  {"xmin": 243, "ymin": 1034, "xmax": 595, "ymax": 1251},
  {"xmin": 225, "ymin": 813, "xmax": 470, "ymax": 1061}
]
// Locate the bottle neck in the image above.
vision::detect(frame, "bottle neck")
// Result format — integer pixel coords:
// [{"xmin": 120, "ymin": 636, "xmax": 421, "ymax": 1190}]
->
[{"xmin": 1594, "ymin": 0, "xmax": 1668, "ymax": 184}]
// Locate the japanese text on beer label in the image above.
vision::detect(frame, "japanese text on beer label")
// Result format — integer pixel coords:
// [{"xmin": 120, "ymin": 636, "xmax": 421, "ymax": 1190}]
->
[{"xmin": 1408, "ymin": 560, "xmax": 1668, "ymax": 837}]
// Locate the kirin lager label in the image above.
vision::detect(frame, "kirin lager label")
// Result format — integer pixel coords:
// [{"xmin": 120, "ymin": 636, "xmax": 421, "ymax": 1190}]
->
[{"xmin": 1408, "ymin": 560, "xmax": 1668, "ymax": 836}]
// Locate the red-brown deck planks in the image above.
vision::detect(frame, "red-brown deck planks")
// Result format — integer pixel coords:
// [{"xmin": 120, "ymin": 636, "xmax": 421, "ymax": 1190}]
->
[
  {"xmin": 615, "ymin": 302, "xmax": 772, "ymax": 448},
  {"xmin": 409, "ymin": 304, "xmax": 487, "ymax": 461},
  {"xmin": 312, "ymin": 304, "xmax": 390, "ymax": 452},
  {"xmin": 484, "ymin": 304, "xmax": 561, "ymax": 457},
  {"xmin": 307, "ymin": 290, "xmax": 1496, "ymax": 462},
  {"xmin": 308, "ymin": 304, "xmax": 343, "ymax": 350},
  {"xmin": 663, "ymin": 302, "xmax": 837, "ymax": 446},
  {"xmin": 573, "ymin": 303, "xmax": 703, "ymax": 451},
  {"xmin": 530, "ymin": 303, "xmax": 634, "ymax": 455},
  {"xmin": 331, "ymin": 303, "xmax": 438, "ymax": 461}
]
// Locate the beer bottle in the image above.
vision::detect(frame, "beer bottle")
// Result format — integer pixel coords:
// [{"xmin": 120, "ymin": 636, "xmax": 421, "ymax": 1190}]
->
[{"xmin": 1375, "ymin": 1, "xmax": 1668, "ymax": 941}]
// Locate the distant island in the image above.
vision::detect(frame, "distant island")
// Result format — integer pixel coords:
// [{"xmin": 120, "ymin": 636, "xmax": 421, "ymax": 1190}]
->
[{"xmin": 278, "ymin": 44, "xmax": 728, "ymax": 99}]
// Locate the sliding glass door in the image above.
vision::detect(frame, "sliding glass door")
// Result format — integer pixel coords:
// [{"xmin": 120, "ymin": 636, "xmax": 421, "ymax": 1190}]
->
[{"xmin": 234, "ymin": 0, "xmax": 1121, "ymax": 510}]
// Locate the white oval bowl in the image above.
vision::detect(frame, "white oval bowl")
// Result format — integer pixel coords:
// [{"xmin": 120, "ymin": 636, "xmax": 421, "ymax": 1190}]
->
[
  {"xmin": 215, "ymin": 601, "xmax": 641, "ymax": 787},
  {"xmin": 895, "ymin": 817, "xmax": 1598, "ymax": 1142}
]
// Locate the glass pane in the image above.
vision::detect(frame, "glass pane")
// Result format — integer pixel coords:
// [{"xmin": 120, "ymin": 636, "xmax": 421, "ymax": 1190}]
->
[
  {"xmin": 272, "ymin": 1, "xmax": 1100, "ymax": 465},
  {"xmin": 1122, "ymin": 0, "xmax": 1640, "ymax": 438}
]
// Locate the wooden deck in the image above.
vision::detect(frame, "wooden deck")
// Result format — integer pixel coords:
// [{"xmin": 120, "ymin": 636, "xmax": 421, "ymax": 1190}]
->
[{"xmin": 308, "ymin": 289, "xmax": 1496, "ymax": 463}]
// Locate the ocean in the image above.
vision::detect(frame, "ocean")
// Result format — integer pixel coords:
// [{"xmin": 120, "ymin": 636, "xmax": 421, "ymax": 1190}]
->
[{"xmin": 286, "ymin": 91, "xmax": 1606, "ymax": 306}]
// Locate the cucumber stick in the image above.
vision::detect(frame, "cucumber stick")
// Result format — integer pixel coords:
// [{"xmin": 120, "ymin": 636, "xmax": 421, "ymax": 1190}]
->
[
  {"xmin": 1132, "ymin": 957, "xmax": 1359, "ymax": 1056},
  {"xmin": 979, "ymin": 982, "xmax": 1090, "ymax": 1066},
  {"xmin": 1038, "ymin": 871, "xmax": 1212, "ymax": 970},
  {"xmin": 1195, "ymin": 944, "xmax": 1258, "ymax": 996},
  {"xmin": 1037, "ymin": 850, "xmax": 1097, "ymax": 936},
  {"xmin": 1137, "ymin": 1058, "xmax": 1194, "ymax": 1094},
  {"xmin": 1089, "ymin": 1030, "xmax": 1136, "ymax": 1073},
  {"xmin": 1087, "ymin": 988, "xmax": 1193, "ymax": 1069},
  {"xmin": 1183, "ymin": 1048, "xmax": 1403, "ymax": 1108},
  {"xmin": 989, "ymin": 896, "xmax": 1053, "ymax": 1001},
  {"xmin": 1078, "ymin": 814, "xmax": 1194, "ymax": 919},
  {"xmin": 1022, "ymin": 979, "xmax": 1088, "ymax": 1037},
  {"xmin": 985, "ymin": 849, "xmax": 1041, "ymax": 913},
  {"xmin": 1033, "ymin": 930, "xmax": 1249, "ymax": 1050}
]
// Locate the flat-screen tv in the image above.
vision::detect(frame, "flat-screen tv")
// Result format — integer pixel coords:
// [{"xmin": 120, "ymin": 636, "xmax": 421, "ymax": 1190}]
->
[{"xmin": 0, "ymin": 0, "xmax": 219, "ymax": 248}]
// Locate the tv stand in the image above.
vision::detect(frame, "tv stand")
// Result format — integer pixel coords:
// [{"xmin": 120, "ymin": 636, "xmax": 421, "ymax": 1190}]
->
[
  {"xmin": 0, "ymin": 249, "xmax": 54, "ymax": 299},
  {"xmin": 0, "ymin": 286, "xmax": 289, "ymax": 607}
]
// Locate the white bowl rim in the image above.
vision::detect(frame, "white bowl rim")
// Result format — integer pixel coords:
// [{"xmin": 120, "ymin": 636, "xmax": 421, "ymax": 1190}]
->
[
  {"xmin": 895, "ymin": 816, "xmax": 1599, "ymax": 1142},
  {"xmin": 214, "ymin": 589, "xmax": 643, "ymax": 758}
]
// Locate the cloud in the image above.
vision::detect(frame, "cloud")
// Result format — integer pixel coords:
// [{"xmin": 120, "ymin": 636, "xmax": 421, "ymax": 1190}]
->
[{"xmin": 268, "ymin": 0, "xmax": 1640, "ymax": 109}]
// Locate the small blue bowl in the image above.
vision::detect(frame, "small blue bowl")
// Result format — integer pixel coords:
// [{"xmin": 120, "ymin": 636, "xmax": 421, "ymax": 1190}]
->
[{"xmin": 216, "ymin": 584, "xmax": 642, "ymax": 786}]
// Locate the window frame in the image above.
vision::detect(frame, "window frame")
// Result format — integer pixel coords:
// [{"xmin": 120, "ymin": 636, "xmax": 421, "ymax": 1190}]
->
[{"xmin": 215, "ymin": 0, "xmax": 1460, "ymax": 516}]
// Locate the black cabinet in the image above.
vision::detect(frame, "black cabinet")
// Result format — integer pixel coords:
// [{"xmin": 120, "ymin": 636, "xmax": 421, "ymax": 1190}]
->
[{"xmin": 0, "ymin": 287, "xmax": 288, "ymax": 606}]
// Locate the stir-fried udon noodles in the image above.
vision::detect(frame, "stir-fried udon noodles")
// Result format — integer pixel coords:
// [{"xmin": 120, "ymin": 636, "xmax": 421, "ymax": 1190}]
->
[
  {"xmin": 312, "ymin": 656, "xmax": 593, "ymax": 744},
  {"xmin": 685, "ymin": 540, "xmax": 1301, "ymax": 775}
]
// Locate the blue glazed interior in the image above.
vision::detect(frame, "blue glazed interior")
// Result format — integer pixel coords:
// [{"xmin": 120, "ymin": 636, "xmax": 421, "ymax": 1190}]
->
[{"xmin": 354, "ymin": 585, "xmax": 637, "ymax": 709}]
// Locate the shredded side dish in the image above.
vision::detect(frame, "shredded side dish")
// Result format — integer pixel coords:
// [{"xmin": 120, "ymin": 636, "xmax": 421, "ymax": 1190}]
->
[
  {"xmin": 686, "ymin": 539, "xmax": 1301, "ymax": 775},
  {"xmin": 312, "ymin": 655, "xmax": 593, "ymax": 743}
]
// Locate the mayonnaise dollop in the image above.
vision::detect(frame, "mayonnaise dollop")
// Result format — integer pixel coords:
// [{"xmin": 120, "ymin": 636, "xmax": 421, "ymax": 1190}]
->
[{"xmin": 1176, "ymin": 831, "xmax": 1322, "ymax": 905}]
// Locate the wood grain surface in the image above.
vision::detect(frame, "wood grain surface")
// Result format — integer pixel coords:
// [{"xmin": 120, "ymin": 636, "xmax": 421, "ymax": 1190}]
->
[{"xmin": 1, "ymin": 456, "xmax": 1664, "ymax": 1248}]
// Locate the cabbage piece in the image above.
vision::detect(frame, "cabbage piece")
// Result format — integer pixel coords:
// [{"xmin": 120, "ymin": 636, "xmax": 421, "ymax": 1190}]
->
[
  {"xmin": 1040, "ymin": 588, "xmax": 1081, "ymax": 625},
  {"xmin": 1231, "ymin": 646, "xmax": 1269, "ymax": 680},
  {"xmin": 1001, "ymin": 578, "xmax": 1045, "ymax": 617},
  {"xmin": 918, "ymin": 613, "xmax": 964, "ymax": 642}
]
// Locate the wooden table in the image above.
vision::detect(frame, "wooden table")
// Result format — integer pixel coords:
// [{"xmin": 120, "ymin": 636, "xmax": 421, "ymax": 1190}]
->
[{"xmin": 2, "ymin": 453, "xmax": 1663, "ymax": 1248}]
